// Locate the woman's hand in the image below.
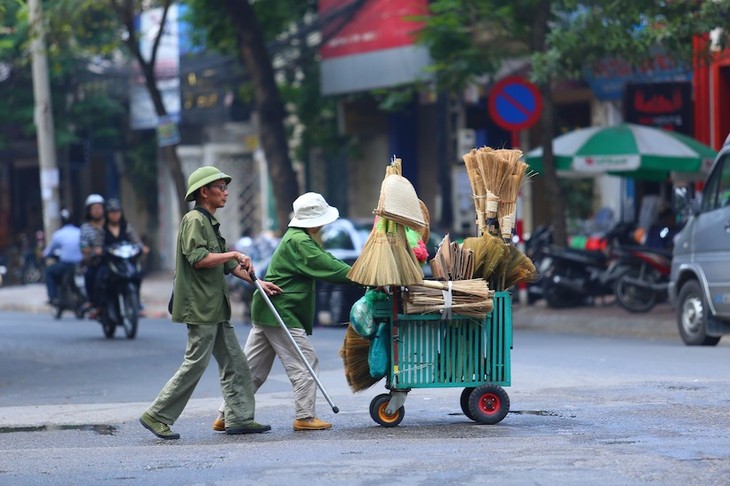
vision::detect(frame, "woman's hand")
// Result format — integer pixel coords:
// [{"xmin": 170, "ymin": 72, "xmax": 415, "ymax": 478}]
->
[{"xmin": 258, "ymin": 280, "xmax": 283, "ymax": 297}]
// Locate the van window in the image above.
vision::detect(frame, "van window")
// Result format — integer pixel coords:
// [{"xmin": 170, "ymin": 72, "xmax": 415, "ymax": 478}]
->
[{"xmin": 701, "ymin": 154, "xmax": 730, "ymax": 212}]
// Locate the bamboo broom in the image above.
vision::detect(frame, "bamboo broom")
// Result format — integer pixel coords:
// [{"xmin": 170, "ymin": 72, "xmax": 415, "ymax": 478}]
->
[
  {"xmin": 503, "ymin": 244, "xmax": 539, "ymax": 289},
  {"xmin": 347, "ymin": 217, "xmax": 400, "ymax": 286},
  {"xmin": 498, "ymin": 156, "xmax": 528, "ymax": 243},
  {"xmin": 463, "ymin": 150, "xmax": 487, "ymax": 235},
  {"xmin": 479, "ymin": 148, "xmax": 513, "ymax": 236},
  {"xmin": 388, "ymin": 219, "xmax": 424, "ymax": 286},
  {"xmin": 404, "ymin": 279, "xmax": 494, "ymax": 318},
  {"xmin": 339, "ymin": 324, "xmax": 380, "ymax": 392}
]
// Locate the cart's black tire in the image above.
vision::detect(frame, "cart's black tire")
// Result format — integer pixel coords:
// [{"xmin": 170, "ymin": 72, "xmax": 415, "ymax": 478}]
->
[
  {"xmin": 468, "ymin": 384, "xmax": 510, "ymax": 425},
  {"xmin": 369, "ymin": 393, "xmax": 389, "ymax": 418},
  {"xmin": 369, "ymin": 394, "xmax": 404, "ymax": 427},
  {"xmin": 460, "ymin": 387, "xmax": 476, "ymax": 421}
]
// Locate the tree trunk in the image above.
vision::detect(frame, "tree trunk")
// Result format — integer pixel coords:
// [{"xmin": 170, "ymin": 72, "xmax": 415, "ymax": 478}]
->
[
  {"xmin": 538, "ymin": 83, "xmax": 567, "ymax": 246},
  {"xmin": 532, "ymin": 0, "xmax": 567, "ymax": 246},
  {"xmin": 115, "ymin": 0, "xmax": 188, "ymax": 219},
  {"xmin": 223, "ymin": 0, "xmax": 300, "ymax": 233}
]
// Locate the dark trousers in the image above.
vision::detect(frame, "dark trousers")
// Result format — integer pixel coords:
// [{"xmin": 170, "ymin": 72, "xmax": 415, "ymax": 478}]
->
[
  {"xmin": 46, "ymin": 262, "xmax": 76, "ymax": 301},
  {"xmin": 85, "ymin": 263, "xmax": 102, "ymax": 306}
]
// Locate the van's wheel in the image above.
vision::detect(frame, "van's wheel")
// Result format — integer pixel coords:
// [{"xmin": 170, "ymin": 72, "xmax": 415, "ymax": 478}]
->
[
  {"xmin": 677, "ymin": 280, "xmax": 721, "ymax": 346},
  {"xmin": 369, "ymin": 393, "xmax": 404, "ymax": 427},
  {"xmin": 468, "ymin": 384, "xmax": 510, "ymax": 425}
]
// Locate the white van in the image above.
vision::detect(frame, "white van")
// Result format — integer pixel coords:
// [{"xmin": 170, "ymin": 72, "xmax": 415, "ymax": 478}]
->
[{"xmin": 670, "ymin": 133, "xmax": 730, "ymax": 345}]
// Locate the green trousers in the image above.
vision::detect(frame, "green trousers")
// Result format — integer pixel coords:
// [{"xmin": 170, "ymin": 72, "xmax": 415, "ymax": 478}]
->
[{"xmin": 146, "ymin": 321, "xmax": 256, "ymax": 428}]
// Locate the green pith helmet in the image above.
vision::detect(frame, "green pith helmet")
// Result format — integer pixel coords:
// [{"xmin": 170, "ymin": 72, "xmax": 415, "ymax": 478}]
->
[{"xmin": 184, "ymin": 166, "xmax": 232, "ymax": 202}]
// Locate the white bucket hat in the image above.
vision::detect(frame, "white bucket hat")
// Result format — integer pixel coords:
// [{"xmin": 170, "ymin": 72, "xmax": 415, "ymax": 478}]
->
[{"xmin": 288, "ymin": 192, "xmax": 339, "ymax": 228}]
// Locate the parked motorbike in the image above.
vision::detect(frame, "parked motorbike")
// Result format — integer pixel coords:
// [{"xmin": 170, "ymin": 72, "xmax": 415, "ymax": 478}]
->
[
  {"xmin": 524, "ymin": 225, "xmax": 553, "ymax": 304},
  {"xmin": 49, "ymin": 263, "xmax": 88, "ymax": 320},
  {"xmin": 537, "ymin": 222, "xmax": 636, "ymax": 308},
  {"xmin": 96, "ymin": 241, "xmax": 142, "ymax": 339},
  {"xmin": 613, "ymin": 247, "xmax": 671, "ymax": 313},
  {"xmin": 612, "ymin": 222, "xmax": 674, "ymax": 313}
]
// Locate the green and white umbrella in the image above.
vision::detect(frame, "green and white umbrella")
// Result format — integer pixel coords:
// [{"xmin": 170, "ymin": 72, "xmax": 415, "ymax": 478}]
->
[{"xmin": 524, "ymin": 123, "xmax": 717, "ymax": 181}]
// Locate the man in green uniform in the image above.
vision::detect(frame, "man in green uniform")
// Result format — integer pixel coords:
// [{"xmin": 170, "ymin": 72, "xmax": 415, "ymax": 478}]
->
[
  {"xmin": 140, "ymin": 166, "xmax": 282, "ymax": 440},
  {"xmin": 213, "ymin": 192, "xmax": 357, "ymax": 431}
]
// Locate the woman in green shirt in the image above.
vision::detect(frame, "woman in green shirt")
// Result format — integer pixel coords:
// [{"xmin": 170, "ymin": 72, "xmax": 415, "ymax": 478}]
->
[{"xmin": 213, "ymin": 192, "xmax": 356, "ymax": 431}]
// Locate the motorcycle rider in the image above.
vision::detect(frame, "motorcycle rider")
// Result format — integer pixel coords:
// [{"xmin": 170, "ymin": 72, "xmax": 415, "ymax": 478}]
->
[
  {"xmin": 99, "ymin": 198, "xmax": 150, "ymax": 312},
  {"xmin": 42, "ymin": 209, "xmax": 83, "ymax": 305},
  {"xmin": 80, "ymin": 194, "xmax": 106, "ymax": 316}
]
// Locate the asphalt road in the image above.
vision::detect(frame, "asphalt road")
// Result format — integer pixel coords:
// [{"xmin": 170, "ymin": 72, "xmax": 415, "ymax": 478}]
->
[{"xmin": 1, "ymin": 308, "xmax": 730, "ymax": 485}]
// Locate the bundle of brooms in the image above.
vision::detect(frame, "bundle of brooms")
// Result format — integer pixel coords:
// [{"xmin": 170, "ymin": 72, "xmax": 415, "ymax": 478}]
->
[
  {"xmin": 342, "ymin": 156, "xmax": 429, "ymax": 392},
  {"xmin": 463, "ymin": 147, "xmax": 531, "ymax": 240},
  {"xmin": 403, "ymin": 279, "xmax": 494, "ymax": 318},
  {"xmin": 347, "ymin": 157, "xmax": 425, "ymax": 287},
  {"xmin": 429, "ymin": 233, "xmax": 474, "ymax": 281}
]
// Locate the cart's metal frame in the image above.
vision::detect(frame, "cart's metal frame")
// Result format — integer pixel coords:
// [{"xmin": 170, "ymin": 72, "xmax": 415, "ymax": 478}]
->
[{"xmin": 368, "ymin": 291, "xmax": 512, "ymax": 426}]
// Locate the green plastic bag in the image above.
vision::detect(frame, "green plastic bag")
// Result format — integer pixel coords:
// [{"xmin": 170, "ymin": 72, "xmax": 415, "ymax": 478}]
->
[
  {"xmin": 350, "ymin": 289, "xmax": 388, "ymax": 338},
  {"xmin": 368, "ymin": 321, "xmax": 390, "ymax": 379},
  {"xmin": 350, "ymin": 296, "xmax": 375, "ymax": 338}
]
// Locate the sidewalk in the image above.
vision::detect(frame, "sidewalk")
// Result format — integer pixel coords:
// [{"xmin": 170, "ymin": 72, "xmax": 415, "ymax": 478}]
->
[
  {"xmin": 0, "ymin": 272, "xmax": 244, "ymax": 320},
  {"xmin": 0, "ymin": 274, "xmax": 678, "ymax": 339}
]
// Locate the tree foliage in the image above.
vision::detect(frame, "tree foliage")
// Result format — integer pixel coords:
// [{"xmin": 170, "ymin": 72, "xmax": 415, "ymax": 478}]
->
[
  {"xmin": 418, "ymin": 0, "xmax": 730, "ymax": 245},
  {"xmin": 0, "ymin": 0, "xmax": 125, "ymax": 150}
]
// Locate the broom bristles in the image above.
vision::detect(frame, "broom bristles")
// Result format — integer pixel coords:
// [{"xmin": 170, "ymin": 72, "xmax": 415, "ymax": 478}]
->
[
  {"xmin": 339, "ymin": 325, "xmax": 380, "ymax": 393},
  {"xmin": 348, "ymin": 219, "xmax": 401, "ymax": 286}
]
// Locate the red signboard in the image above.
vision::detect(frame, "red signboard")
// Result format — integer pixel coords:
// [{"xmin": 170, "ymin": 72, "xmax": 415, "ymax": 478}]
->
[{"xmin": 319, "ymin": 0, "xmax": 428, "ymax": 59}]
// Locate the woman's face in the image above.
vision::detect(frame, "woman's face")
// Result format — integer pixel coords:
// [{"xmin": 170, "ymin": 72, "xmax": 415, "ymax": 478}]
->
[
  {"xmin": 89, "ymin": 203, "xmax": 104, "ymax": 221},
  {"xmin": 107, "ymin": 209, "xmax": 122, "ymax": 223}
]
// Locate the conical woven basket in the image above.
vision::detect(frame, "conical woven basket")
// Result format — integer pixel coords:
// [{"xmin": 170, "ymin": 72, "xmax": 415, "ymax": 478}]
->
[{"xmin": 374, "ymin": 174, "xmax": 426, "ymax": 230}]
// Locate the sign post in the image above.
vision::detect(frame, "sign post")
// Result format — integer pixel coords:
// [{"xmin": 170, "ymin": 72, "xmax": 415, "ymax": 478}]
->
[{"xmin": 488, "ymin": 76, "xmax": 543, "ymax": 305}]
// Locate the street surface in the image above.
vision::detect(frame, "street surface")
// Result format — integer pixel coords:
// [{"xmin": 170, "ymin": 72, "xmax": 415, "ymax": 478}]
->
[{"xmin": 1, "ymin": 299, "xmax": 729, "ymax": 485}]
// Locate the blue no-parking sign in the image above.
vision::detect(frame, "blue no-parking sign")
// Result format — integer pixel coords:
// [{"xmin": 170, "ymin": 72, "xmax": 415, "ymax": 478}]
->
[{"xmin": 488, "ymin": 76, "xmax": 543, "ymax": 131}]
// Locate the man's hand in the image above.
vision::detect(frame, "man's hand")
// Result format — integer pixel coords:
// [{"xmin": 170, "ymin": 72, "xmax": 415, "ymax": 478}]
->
[{"xmin": 236, "ymin": 253, "xmax": 252, "ymax": 272}]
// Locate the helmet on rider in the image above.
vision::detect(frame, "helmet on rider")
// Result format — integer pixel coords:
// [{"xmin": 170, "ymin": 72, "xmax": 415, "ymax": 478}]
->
[
  {"xmin": 105, "ymin": 198, "xmax": 122, "ymax": 212},
  {"xmin": 85, "ymin": 194, "xmax": 105, "ymax": 207},
  {"xmin": 60, "ymin": 208, "xmax": 72, "ymax": 225},
  {"xmin": 85, "ymin": 193, "xmax": 105, "ymax": 221}
]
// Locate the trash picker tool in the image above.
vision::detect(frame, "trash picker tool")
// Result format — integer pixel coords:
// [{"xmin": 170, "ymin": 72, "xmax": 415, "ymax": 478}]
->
[{"xmin": 250, "ymin": 272, "xmax": 339, "ymax": 413}]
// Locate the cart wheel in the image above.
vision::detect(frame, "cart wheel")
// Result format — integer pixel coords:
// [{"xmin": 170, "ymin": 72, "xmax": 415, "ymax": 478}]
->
[
  {"xmin": 369, "ymin": 394, "xmax": 404, "ymax": 427},
  {"xmin": 468, "ymin": 384, "xmax": 509, "ymax": 425},
  {"xmin": 460, "ymin": 387, "xmax": 476, "ymax": 421}
]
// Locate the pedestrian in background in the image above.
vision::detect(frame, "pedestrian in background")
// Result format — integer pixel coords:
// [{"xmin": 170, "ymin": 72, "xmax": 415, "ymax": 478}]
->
[
  {"xmin": 140, "ymin": 166, "xmax": 281, "ymax": 440},
  {"xmin": 213, "ymin": 192, "xmax": 354, "ymax": 432}
]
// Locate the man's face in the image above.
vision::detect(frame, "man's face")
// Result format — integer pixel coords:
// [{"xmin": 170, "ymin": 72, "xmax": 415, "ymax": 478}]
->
[{"xmin": 206, "ymin": 180, "xmax": 229, "ymax": 209}]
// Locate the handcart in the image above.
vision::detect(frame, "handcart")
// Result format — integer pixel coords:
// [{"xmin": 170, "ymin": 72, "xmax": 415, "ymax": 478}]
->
[{"xmin": 368, "ymin": 290, "xmax": 512, "ymax": 427}]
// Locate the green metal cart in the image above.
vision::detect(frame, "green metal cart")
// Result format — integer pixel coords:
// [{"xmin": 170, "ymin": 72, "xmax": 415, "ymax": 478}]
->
[{"xmin": 368, "ymin": 291, "xmax": 513, "ymax": 427}]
